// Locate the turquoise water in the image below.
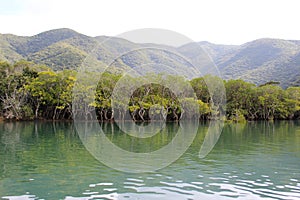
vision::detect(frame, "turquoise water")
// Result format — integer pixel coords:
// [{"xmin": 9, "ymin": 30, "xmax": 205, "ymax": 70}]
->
[{"xmin": 0, "ymin": 121, "xmax": 300, "ymax": 199}]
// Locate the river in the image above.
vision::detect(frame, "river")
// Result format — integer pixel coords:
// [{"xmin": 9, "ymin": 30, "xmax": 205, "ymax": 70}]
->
[{"xmin": 0, "ymin": 121, "xmax": 300, "ymax": 199}]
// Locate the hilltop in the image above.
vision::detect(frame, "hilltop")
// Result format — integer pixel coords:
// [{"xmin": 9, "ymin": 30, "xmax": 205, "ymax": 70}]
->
[{"xmin": 0, "ymin": 28, "xmax": 299, "ymax": 87}]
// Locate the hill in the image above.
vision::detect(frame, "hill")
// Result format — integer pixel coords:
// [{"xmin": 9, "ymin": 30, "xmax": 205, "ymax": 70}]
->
[
  {"xmin": 0, "ymin": 28, "xmax": 299, "ymax": 87},
  {"xmin": 213, "ymin": 39, "xmax": 300, "ymax": 88}
]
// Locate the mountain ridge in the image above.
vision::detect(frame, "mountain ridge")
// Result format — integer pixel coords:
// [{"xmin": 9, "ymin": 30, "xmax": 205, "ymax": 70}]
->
[{"xmin": 0, "ymin": 28, "xmax": 299, "ymax": 87}]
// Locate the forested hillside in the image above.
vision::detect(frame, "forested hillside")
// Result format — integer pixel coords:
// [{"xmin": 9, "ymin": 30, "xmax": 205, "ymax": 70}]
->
[{"xmin": 0, "ymin": 29, "xmax": 300, "ymax": 87}]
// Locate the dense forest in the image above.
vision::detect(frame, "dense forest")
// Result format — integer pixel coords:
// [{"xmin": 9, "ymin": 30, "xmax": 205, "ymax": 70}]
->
[{"xmin": 0, "ymin": 60, "xmax": 299, "ymax": 122}]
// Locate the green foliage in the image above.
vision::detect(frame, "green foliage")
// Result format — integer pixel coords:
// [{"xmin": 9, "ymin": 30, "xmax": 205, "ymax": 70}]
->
[
  {"xmin": 228, "ymin": 109, "xmax": 247, "ymax": 123},
  {"xmin": 259, "ymin": 81, "xmax": 280, "ymax": 87},
  {"xmin": 0, "ymin": 60, "xmax": 299, "ymax": 121},
  {"xmin": 225, "ymin": 79, "xmax": 255, "ymax": 120},
  {"xmin": 25, "ymin": 69, "xmax": 76, "ymax": 119},
  {"xmin": 0, "ymin": 60, "xmax": 38, "ymax": 119},
  {"xmin": 190, "ymin": 77, "xmax": 210, "ymax": 103}
]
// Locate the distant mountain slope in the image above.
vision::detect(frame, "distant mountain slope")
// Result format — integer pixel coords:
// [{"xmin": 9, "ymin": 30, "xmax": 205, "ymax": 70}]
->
[
  {"xmin": 0, "ymin": 34, "xmax": 25, "ymax": 61},
  {"xmin": 197, "ymin": 41, "xmax": 238, "ymax": 62},
  {"xmin": 0, "ymin": 28, "xmax": 300, "ymax": 87},
  {"xmin": 210, "ymin": 39, "xmax": 300, "ymax": 88},
  {"xmin": 182, "ymin": 39, "xmax": 300, "ymax": 87}
]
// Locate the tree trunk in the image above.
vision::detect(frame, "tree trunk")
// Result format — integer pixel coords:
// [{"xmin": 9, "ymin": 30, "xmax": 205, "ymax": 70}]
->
[
  {"xmin": 35, "ymin": 102, "xmax": 40, "ymax": 119},
  {"xmin": 138, "ymin": 108, "xmax": 145, "ymax": 121}
]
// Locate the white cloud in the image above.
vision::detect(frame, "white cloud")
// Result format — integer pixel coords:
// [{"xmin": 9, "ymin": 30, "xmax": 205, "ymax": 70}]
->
[{"xmin": 0, "ymin": 0, "xmax": 300, "ymax": 44}]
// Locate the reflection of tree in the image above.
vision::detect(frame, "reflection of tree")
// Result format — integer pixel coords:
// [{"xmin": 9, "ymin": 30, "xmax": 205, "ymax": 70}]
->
[
  {"xmin": 1, "ymin": 123, "xmax": 24, "ymax": 151},
  {"xmin": 100, "ymin": 122, "xmax": 180, "ymax": 153},
  {"xmin": 214, "ymin": 121, "xmax": 300, "ymax": 155},
  {"xmin": 0, "ymin": 121, "xmax": 110, "ymax": 199}
]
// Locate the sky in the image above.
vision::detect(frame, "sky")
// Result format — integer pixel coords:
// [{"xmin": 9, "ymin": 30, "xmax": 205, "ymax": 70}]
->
[{"xmin": 0, "ymin": 0, "xmax": 300, "ymax": 45}]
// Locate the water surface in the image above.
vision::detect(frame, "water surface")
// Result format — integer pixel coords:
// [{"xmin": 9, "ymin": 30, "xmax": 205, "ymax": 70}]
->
[{"xmin": 0, "ymin": 121, "xmax": 300, "ymax": 199}]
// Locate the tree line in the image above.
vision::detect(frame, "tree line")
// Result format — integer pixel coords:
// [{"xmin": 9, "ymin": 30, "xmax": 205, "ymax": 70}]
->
[{"xmin": 0, "ymin": 60, "xmax": 299, "ymax": 121}]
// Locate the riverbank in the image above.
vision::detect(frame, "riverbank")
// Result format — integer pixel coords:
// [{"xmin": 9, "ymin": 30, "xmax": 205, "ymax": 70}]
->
[{"xmin": 0, "ymin": 116, "xmax": 299, "ymax": 123}]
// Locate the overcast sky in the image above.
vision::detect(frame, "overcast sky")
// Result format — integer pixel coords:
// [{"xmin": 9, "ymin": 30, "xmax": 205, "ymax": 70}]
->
[{"xmin": 0, "ymin": 0, "xmax": 300, "ymax": 45}]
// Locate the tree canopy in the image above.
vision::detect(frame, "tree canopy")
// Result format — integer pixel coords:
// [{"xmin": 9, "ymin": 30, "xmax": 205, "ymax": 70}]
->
[{"xmin": 0, "ymin": 60, "xmax": 299, "ymax": 121}]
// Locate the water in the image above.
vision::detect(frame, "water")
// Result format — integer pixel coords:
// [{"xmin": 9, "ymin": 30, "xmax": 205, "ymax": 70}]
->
[{"xmin": 0, "ymin": 121, "xmax": 300, "ymax": 199}]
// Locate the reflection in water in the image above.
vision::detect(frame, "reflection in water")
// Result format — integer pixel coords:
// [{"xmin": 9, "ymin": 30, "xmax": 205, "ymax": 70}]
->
[
  {"xmin": 0, "ymin": 121, "xmax": 300, "ymax": 199},
  {"xmin": 199, "ymin": 120, "xmax": 224, "ymax": 158},
  {"xmin": 110, "ymin": 121, "xmax": 166, "ymax": 138},
  {"xmin": 76, "ymin": 121, "xmax": 200, "ymax": 173}
]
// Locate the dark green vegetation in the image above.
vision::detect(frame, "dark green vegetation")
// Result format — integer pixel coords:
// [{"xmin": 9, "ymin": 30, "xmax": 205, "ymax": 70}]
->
[
  {"xmin": 0, "ymin": 60, "xmax": 299, "ymax": 121},
  {"xmin": 1, "ymin": 28, "xmax": 300, "ymax": 87}
]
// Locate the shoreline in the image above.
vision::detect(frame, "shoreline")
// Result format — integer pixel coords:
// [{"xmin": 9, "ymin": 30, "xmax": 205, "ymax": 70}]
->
[{"xmin": 0, "ymin": 117, "xmax": 299, "ymax": 123}]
